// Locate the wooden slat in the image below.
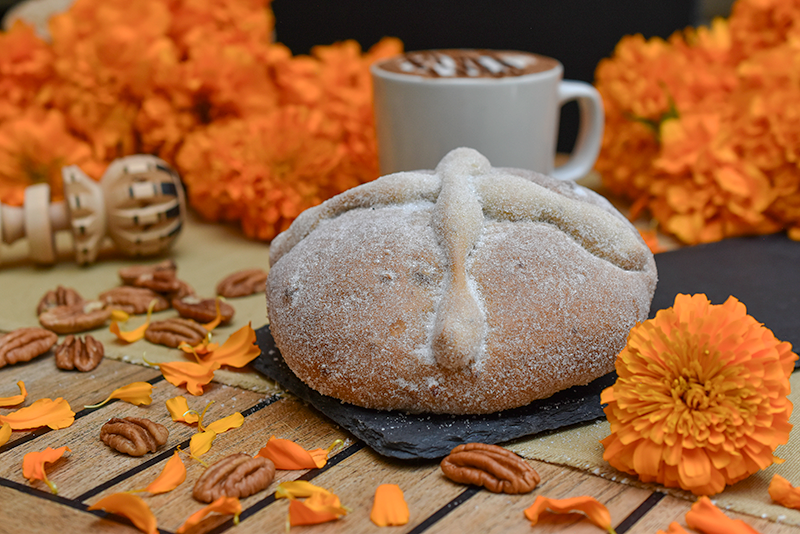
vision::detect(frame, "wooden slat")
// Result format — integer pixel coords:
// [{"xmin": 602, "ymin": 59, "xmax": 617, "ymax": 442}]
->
[
  {"xmin": 0, "ymin": 485, "xmax": 141, "ymax": 534},
  {"xmin": 426, "ymin": 462, "xmax": 651, "ymax": 534},
  {"xmin": 626, "ymin": 494, "xmax": 800, "ymax": 534},
  {"xmin": 83, "ymin": 396, "xmax": 352, "ymax": 533}
]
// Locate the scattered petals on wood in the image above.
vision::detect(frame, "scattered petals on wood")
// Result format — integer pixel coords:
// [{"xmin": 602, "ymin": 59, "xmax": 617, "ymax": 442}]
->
[
  {"xmin": 84, "ymin": 381, "xmax": 153, "ymax": 409},
  {"xmin": 109, "ymin": 300, "xmax": 157, "ymax": 343},
  {"xmin": 157, "ymin": 360, "xmax": 220, "ymax": 396},
  {"xmin": 769, "ymin": 474, "xmax": 800, "ymax": 510},
  {"xmin": 288, "ymin": 490, "xmax": 349, "ymax": 526},
  {"xmin": 177, "ymin": 496, "xmax": 242, "ymax": 533},
  {"xmin": 166, "ymin": 396, "xmax": 200, "ymax": 424},
  {"xmin": 524, "ymin": 495, "xmax": 616, "ymax": 533},
  {"xmin": 0, "ymin": 380, "xmax": 27, "ymax": 407},
  {"xmin": 142, "ymin": 450, "xmax": 186, "ymax": 494},
  {"xmin": 88, "ymin": 493, "xmax": 158, "ymax": 534},
  {"xmin": 256, "ymin": 436, "xmax": 327, "ymax": 469},
  {"xmin": 371, "ymin": 484, "xmax": 409, "ymax": 527},
  {"xmin": 0, "ymin": 422, "xmax": 10, "ymax": 446},
  {"xmin": 199, "ymin": 322, "xmax": 260, "ymax": 368},
  {"xmin": 22, "ymin": 445, "xmax": 70, "ymax": 494},
  {"xmin": 0, "ymin": 397, "xmax": 74, "ymax": 430},
  {"xmin": 685, "ymin": 496, "xmax": 762, "ymax": 534}
]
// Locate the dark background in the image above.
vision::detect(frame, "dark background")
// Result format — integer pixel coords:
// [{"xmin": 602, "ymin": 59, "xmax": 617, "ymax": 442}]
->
[
  {"xmin": 272, "ymin": 0, "xmax": 698, "ymax": 152},
  {"xmin": 2, "ymin": 0, "xmax": 705, "ymax": 152}
]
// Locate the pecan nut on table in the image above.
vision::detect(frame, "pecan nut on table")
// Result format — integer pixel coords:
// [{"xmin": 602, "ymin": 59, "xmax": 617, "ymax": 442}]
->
[
  {"xmin": 100, "ymin": 417, "xmax": 169, "ymax": 456},
  {"xmin": 54, "ymin": 334, "xmax": 104, "ymax": 372},
  {"xmin": 440, "ymin": 443, "xmax": 541, "ymax": 494},
  {"xmin": 99, "ymin": 286, "xmax": 170, "ymax": 315},
  {"xmin": 36, "ymin": 285, "xmax": 84, "ymax": 315},
  {"xmin": 145, "ymin": 318, "xmax": 208, "ymax": 348},
  {"xmin": 0, "ymin": 327, "xmax": 58, "ymax": 368},
  {"xmin": 216, "ymin": 268, "xmax": 268, "ymax": 298},
  {"xmin": 193, "ymin": 453, "xmax": 276, "ymax": 503},
  {"xmin": 173, "ymin": 296, "xmax": 235, "ymax": 324},
  {"xmin": 118, "ymin": 259, "xmax": 177, "ymax": 285},
  {"xmin": 38, "ymin": 301, "xmax": 112, "ymax": 334}
]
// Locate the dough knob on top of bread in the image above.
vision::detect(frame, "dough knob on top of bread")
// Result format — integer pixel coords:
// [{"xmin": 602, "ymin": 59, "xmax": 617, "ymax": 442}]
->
[{"xmin": 267, "ymin": 148, "xmax": 657, "ymax": 414}]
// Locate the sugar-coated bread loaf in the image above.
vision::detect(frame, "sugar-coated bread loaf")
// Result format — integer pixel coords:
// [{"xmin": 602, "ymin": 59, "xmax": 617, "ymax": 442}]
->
[{"xmin": 267, "ymin": 148, "xmax": 657, "ymax": 414}]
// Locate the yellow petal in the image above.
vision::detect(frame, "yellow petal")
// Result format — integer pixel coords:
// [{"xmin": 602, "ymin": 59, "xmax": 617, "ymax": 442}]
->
[
  {"xmin": 275, "ymin": 480, "xmax": 332, "ymax": 500},
  {"xmin": 110, "ymin": 309, "xmax": 130, "ymax": 322},
  {"xmin": 109, "ymin": 300, "xmax": 156, "ymax": 343},
  {"xmin": 88, "ymin": 493, "xmax": 158, "ymax": 534},
  {"xmin": 144, "ymin": 451, "xmax": 185, "ymax": 494},
  {"xmin": 0, "ymin": 422, "xmax": 11, "ymax": 446},
  {"xmin": 0, "ymin": 381, "xmax": 27, "ymax": 407},
  {"xmin": 524, "ymin": 495, "xmax": 613, "ymax": 532},
  {"xmin": 371, "ymin": 484, "xmax": 410, "ymax": 526},
  {"xmin": 256, "ymin": 436, "xmax": 327, "ymax": 470},
  {"xmin": 22, "ymin": 446, "xmax": 70, "ymax": 493},
  {"xmin": 201, "ymin": 322, "xmax": 260, "ymax": 368},
  {"xmin": 685, "ymin": 496, "xmax": 761, "ymax": 534},
  {"xmin": 201, "ymin": 298, "xmax": 224, "ymax": 331},
  {"xmin": 204, "ymin": 412, "xmax": 244, "ymax": 434},
  {"xmin": 190, "ymin": 430, "xmax": 217, "ymax": 457},
  {"xmin": 0, "ymin": 397, "xmax": 74, "ymax": 430},
  {"xmin": 158, "ymin": 360, "xmax": 220, "ymax": 396},
  {"xmin": 85, "ymin": 381, "xmax": 153, "ymax": 409},
  {"xmin": 177, "ymin": 496, "xmax": 242, "ymax": 533},
  {"xmin": 166, "ymin": 396, "xmax": 199, "ymax": 424}
]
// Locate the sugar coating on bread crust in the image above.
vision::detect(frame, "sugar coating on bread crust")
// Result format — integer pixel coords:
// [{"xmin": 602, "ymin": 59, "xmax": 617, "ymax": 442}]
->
[{"xmin": 267, "ymin": 148, "xmax": 657, "ymax": 414}]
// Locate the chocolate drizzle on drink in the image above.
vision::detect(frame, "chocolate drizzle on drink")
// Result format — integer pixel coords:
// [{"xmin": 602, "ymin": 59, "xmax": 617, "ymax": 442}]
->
[{"xmin": 378, "ymin": 49, "xmax": 556, "ymax": 78}]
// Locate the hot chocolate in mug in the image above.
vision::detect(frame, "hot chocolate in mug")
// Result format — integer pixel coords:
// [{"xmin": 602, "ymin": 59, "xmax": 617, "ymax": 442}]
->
[{"xmin": 371, "ymin": 49, "xmax": 604, "ymax": 181}]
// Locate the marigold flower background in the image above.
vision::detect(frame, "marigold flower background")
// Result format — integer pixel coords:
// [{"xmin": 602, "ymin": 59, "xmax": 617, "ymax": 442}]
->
[
  {"xmin": 0, "ymin": 0, "xmax": 402, "ymax": 240},
  {"xmin": 596, "ymin": 0, "xmax": 800, "ymax": 245}
]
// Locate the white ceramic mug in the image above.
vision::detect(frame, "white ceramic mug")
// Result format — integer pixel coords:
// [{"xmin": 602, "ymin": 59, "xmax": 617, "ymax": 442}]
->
[{"xmin": 371, "ymin": 50, "xmax": 604, "ymax": 180}]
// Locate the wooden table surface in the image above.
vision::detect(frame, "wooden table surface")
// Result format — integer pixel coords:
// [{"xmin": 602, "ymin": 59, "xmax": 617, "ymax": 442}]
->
[{"xmin": 2, "ymin": 350, "xmax": 799, "ymax": 534}]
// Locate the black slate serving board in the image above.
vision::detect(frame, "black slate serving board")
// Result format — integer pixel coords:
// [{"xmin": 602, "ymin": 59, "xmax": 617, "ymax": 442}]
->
[{"xmin": 252, "ymin": 233, "xmax": 800, "ymax": 460}]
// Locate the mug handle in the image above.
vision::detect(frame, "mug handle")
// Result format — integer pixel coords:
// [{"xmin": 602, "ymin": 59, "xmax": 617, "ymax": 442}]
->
[{"xmin": 550, "ymin": 80, "xmax": 604, "ymax": 181}]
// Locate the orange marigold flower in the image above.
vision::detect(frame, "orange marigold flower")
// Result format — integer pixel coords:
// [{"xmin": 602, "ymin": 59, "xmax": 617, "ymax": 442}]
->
[
  {"xmin": 0, "ymin": 20, "xmax": 54, "ymax": 123},
  {"xmin": 22, "ymin": 446, "xmax": 70, "ymax": 494},
  {"xmin": 600, "ymin": 293, "xmax": 797, "ymax": 496},
  {"xmin": 685, "ymin": 496, "xmax": 762, "ymax": 534},
  {"xmin": 523, "ymin": 495, "xmax": 615, "ymax": 533},
  {"xmin": 769, "ymin": 474, "xmax": 800, "ymax": 510}
]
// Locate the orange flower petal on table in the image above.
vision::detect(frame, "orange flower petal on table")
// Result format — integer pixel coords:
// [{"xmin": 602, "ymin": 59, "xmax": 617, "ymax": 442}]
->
[
  {"xmin": 0, "ymin": 397, "xmax": 74, "ymax": 430},
  {"xmin": 289, "ymin": 490, "xmax": 348, "ymax": 526},
  {"xmin": 657, "ymin": 523, "xmax": 691, "ymax": 534},
  {"xmin": 143, "ymin": 450, "xmax": 185, "ymax": 494},
  {"xmin": 200, "ymin": 323, "xmax": 260, "ymax": 368},
  {"xmin": 177, "ymin": 496, "xmax": 242, "ymax": 533},
  {"xmin": 109, "ymin": 300, "xmax": 157, "ymax": 343},
  {"xmin": 0, "ymin": 422, "xmax": 11, "ymax": 446},
  {"xmin": 0, "ymin": 381, "xmax": 27, "ymax": 407},
  {"xmin": 685, "ymin": 496, "xmax": 761, "ymax": 534},
  {"xmin": 166, "ymin": 396, "xmax": 200, "ymax": 424},
  {"xmin": 190, "ymin": 430, "xmax": 217, "ymax": 458},
  {"xmin": 256, "ymin": 436, "xmax": 327, "ymax": 469},
  {"xmin": 158, "ymin": 360, "xmax": 220, "ymax": 396},
  {"xmin": 84, "ymin": 382, "xmax": 153, "ymax": 409},
  {"xmin": 88, "ymin": 493, "xmax": 158, "ymax": 534},
  {"xmin": 769, "ymin": 474, "xmax": 800, "ymax": 509},
  {"xmin": 22, "ymin": 446, "xmax": 70, "ymax": 494},
  {"xmin": 275, "ymin": 480, "xmax": 332, "ymax": 500},
  {"xmin": 371, "ymin": 484, "xmax": 409, "ymax": 526},
  {"xmin": 524, "ymin": 496, "xmax": 615, "ymax": 533},
  {"xmin": 200, "ymin": 298, "xmax": 224, "ymax": 331}
]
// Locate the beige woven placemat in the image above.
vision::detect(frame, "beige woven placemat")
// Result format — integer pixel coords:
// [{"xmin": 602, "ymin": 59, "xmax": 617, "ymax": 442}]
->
[{"xmin": 2, "ymin": 210, "xmax": 797, "ymax": 525}]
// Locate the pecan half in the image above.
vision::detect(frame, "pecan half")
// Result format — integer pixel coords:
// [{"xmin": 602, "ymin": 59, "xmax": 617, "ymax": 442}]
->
[
  {"xmin": 38, "ymin": 301, "xmax": 111, "ymax": 334},
  {"xmin": 118, "ymin": 259, "xmax": 177, "ymax": 285},
  {"xmin": 193, "ymin": 453, "xmax": 275, "ymax": 503},
  {"xmin": 99, "ymin": 286, "xmax": 170, "ymax": 315},
  {"xmin": 100, "ymin": 417, "xmax": 169, "ymax": 456},
  {"xmin": 440, "ymin": 443, "xmax": 540, "ymax": 494},
  {"xmin": 216, "ymin": 268, "xmax": 268, "ymax": 298},
  {"xmin": 37, "ymin": 286, "xmax": 84, "ymax": 315},
  {"xmin": 144, "ymin": 318, "xmax": 208, "ymax": 348},
  {"xmin": 55, "ymin": 334, "xmax": 104, "ymax": 372},
  {"xmin": 172, "ymin": 296, "xmax": 235, "ymax": 324},
  {"xmin": 0, "ymin": 327, "xmax": 58, "ymax": 368},
  {"xmin": 132, "ymin": 270, "xmax": 182, "ymax": 294}
]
